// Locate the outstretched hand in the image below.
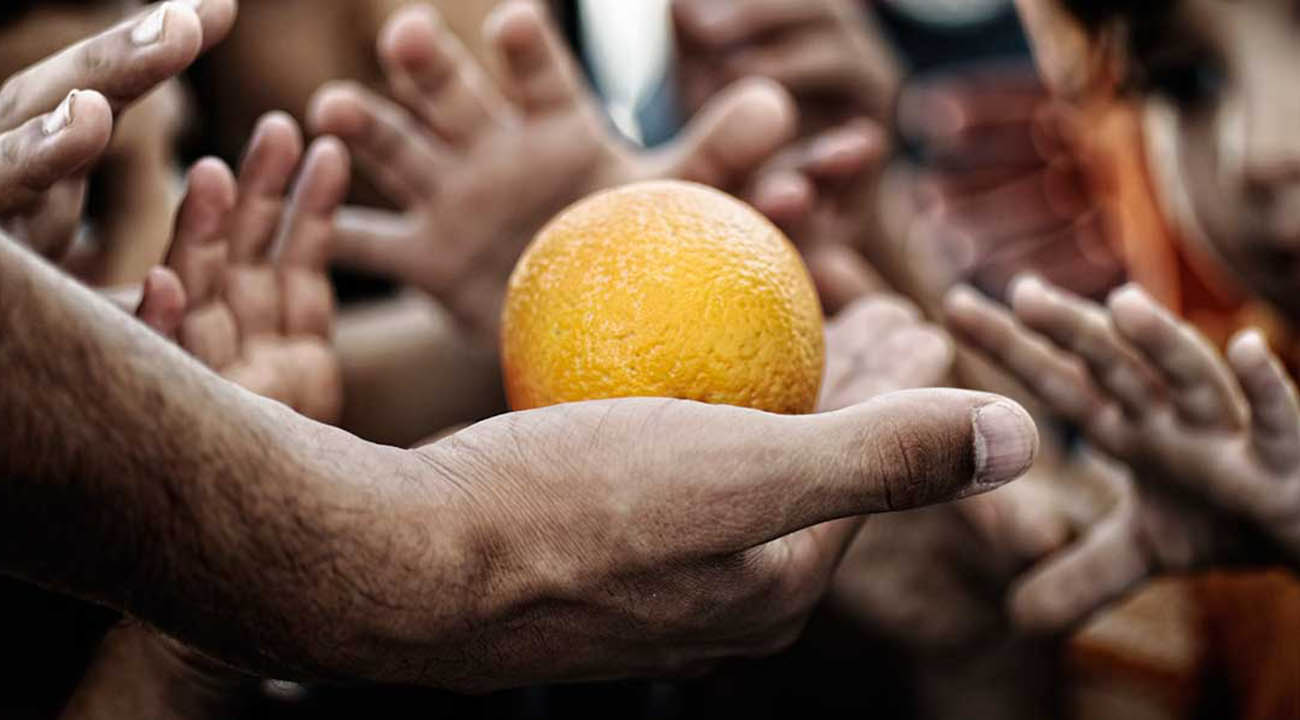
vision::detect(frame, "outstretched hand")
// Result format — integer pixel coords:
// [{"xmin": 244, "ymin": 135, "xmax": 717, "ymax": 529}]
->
[
  {"xmin": 946, "ymin": 277, "xmax": 1300, "ymax": 629},
  {"xmin": 1, "ymin": 214, "xmax": 1041, "ymax": 691},
  {"xmin": 137, "ymin": 113, "xmax": 349, "ymax": 425},
  {"xmin": 361, "ymin": 388, "xmax": 1037, "ymax": 689},
  {"xmin": 0, "ymin": 0, "xmax": 235, "ymax": 268},
  {"xmin": 897, "ymin": 68, "xmax": 1125, "ymax": 305},
  {"xmin": 310, "ymin": 1, "xmax": 800, "ymax": 342},
  {"xmin": 673, "ymin": 0, "xmax": 901, "ymax": 132}
]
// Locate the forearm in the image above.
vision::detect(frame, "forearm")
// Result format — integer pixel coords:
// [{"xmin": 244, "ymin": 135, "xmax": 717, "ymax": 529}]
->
[
  {"xmin": 0, "ymin": 235, "xmax": 415, "ymax": 677},
  {"xmin": 336, "ymin": 291, "xmax": 505, "ymax": 446}
]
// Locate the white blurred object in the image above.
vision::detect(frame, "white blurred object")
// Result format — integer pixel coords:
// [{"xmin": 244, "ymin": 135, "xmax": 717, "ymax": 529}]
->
[
  {"xmin": 884, "ymin": 0, "xmax": 1010, "ymax": 27},
  {"xmin": 579, "ymin": 0, "xmax": 674, "ymax": 145}
]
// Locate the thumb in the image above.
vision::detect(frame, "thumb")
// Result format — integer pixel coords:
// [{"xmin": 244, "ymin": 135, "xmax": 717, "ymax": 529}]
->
[
  {"xmin": 521, "ymin": 389, "xmax": 1039, "ymax": 556},
  {"xmin": 657, "ymin": 77, "xmax": 797, "ymax": 190},
  {"xmin": 735, "ymin": 389, "xmax": 1040, "ymax": 547}
]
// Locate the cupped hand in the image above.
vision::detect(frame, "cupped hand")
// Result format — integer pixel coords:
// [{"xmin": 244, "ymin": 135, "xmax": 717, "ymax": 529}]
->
[{"xmin": 282, "ymin": 389, "xmax": 1038, "ymax": 690}]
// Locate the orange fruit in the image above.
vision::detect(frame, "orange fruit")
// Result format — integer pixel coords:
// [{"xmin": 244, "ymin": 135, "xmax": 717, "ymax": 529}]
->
[{"xmin": 501, "ymin": 180, "xmax": 825, "ymax": 414}]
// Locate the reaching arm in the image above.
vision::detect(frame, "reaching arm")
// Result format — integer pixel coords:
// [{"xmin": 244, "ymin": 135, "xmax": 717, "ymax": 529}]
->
[
  {"xmin": 0, "ymin": 229, "xmax": 1037, "ymax": 689},
  {"xmin": 0, "ymin": 231, "xmax": 415, "ymax": 675}
]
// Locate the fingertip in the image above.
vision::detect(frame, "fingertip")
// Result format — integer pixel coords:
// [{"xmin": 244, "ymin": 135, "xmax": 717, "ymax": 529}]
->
[
  {"xmin": 68, "ymin": 88, "xmax": 113, "ymax": 130},
  {"xmin": 239, "ymin": 111, "xmax": 305, "ymax": 189},
  {"xmin": 1007, "ymin": 272, "xmax": 1050, "ymax": 317},
  {"xmin": 378, "ymin": 3, "xmax": 442, "ymax": 69},
  {"xmin": 730, "ymin": 76, "xmax": 798, "ymax": 145},
  {"xmin": 970, "ymin": 399, "xmax": 1039, "ymax": 490},
  {"xmin": 145, "ymin": 264, "xmax": 185, "ymax": 301},
  {"xmin": 300, "ymin": 135, "xmax": 353, "ymax": 202},
  {"xmin": 189, "ymin": 0, "xmax": 238, "ymax": 51},
  {"xmin": 806, "ymin": 119, "xmax": 887, "ymax": 177},
  {"xmin": 941, "ymin": 283, "xmax": 984, "ymax": 319},
  {"xmin": 485, "ymin": 0, "xmax": 545, "ymax": 52},
  {"xmin": 254, "ymin": 110, "xmax": 304, "ymax": 155},
  {"xmin": 147, "ymin": 2, "xmax": 205, "ymax": 64},
  {"xmin": 752, "ymin": 171, "xmax": 814, "ymax": 225},
  {"xmin": 139, "ymin": 265, "xmax": 187, "ymax": 335},
  {"xmin": 307, "ymin": 82, "xmax": 367, "ymax": 138},
  {"xmin": 1106, "ymin": 283, "xmax": 1161, "ymax": 337},
  {"xmin": 683, "ymin": 77, "xmax": 796, "ymax": 182},
  {"xmin": 1105, "ymin": 282, "xmax": 1152, "ymax": 316},
  {"xmin": 1007, "ymin": 272, "xmax": 1045, "ymax": 303},
  {"xmin": 186, "ymin": 156, "xmax": 238, "ymax": 207},
  {"xmin": 47, "ymin": 89, "xmax": 113, "ymax": 160},
  {"xmin": 1227, "ymin": 327, "xmax": 1272, "ymax": 373},
  {"xmin": 308, "ymin": 135, "xmax": 351, "ymax": 173},
  {"xmin": 175, "ymin": 157, "xmax": 236, "ymax": 248}
]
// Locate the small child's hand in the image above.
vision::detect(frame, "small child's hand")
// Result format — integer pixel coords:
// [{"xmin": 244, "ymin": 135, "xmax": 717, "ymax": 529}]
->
[
  {"xmin": 747, "ymin": 118, "xmax": 892, "ymax": 313},
  {"xmin": 945, "ymin": 276, "xmax": 1300, "ymax": 626},
  {"xmin": 137, "ymin": 113, "xmax": 348, "ymax": 425},
  {"xmin": 898, "ymin": 69, "xmax": 1125, "ymax": 304},
  {"xmin": 308, "ymin": 1, "xmax": 800, "ymax": 343},
  {"xmin": 673, "ymin": 0, "xmax": 900, "ymax": 131}
]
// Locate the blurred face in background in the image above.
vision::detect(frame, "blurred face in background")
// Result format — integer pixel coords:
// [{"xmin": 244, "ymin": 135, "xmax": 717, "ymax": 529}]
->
[{"xmin": 1137, "ymin": 0, "xmax": 1300, "ymax": 316}]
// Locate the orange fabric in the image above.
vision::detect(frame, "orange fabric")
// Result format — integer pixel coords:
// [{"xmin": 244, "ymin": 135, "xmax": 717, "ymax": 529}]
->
[{"xmin": 1080, "ymin": 95, "xmax": 1300, "ymax": 720}]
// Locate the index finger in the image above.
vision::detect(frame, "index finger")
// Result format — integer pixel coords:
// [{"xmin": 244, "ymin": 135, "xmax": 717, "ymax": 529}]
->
[{"xmin": 0, "ymin": 2, "xmax": 207, "ymax": 133}]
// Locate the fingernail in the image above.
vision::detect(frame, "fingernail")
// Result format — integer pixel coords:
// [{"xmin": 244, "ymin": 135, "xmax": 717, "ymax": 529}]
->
[
  {"xmin": 971, "ymin": 401, "xmax": 1037, "ymax": 488},
  {"xmin": 43, "ymin": 90, "xmax": 77, "ymax": 135},
  {"xmin": 176, "ymin": 0, "xmax": 202, "ymax": 9},
  {"xmin": 132, "ymin": 4, "xmax": 169, "ymax": 46}
]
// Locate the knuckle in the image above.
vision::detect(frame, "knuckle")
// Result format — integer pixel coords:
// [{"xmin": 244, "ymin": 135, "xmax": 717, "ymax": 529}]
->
[
  {"xmin": 863, "ymin": 419, "xmax": 959, "ymax": 511},
  {"xmin": 77, "ymin": 41, "xmax": 112, "ymax": 78}
]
